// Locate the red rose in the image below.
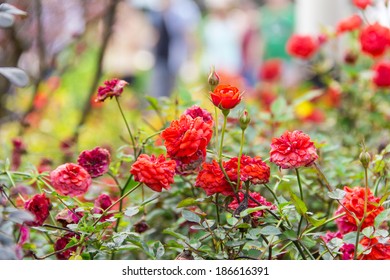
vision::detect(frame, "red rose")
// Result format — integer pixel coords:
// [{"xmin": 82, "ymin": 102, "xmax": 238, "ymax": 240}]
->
[
  {"xmin": 77, "ymin": 147, "xmax": 111, "ymax": 178},
  {"xmin": 24, "ymin": 193, "xmax": 51, "ymax": 226},
  {"xmin": 336, "ymin": 14, "xmax": 362, "ymax": 34},
  {"xmin": 360, "ymin": 23, "xmax": 390, "ymax": 57},
  {"xmin": 270, "ymin": 130, "xmax": 318, "ymax": 169},
  {"xmin": 130, "ymin": 154, "xmax": 176, "ymax": 192},
  {"xmin": 54, "ymin": 233, "xmax": 80, "ymax": 260},
  {"xmin": 335, "ymin": 186, "xmax": 384, "ymax": 234},
  {"xmin": 224, "ymin": 155, "xmax": 270, "ymax": 185},
  {"xmin": 210, "ymin": 84, "xmax": 242, "ymax": 110},
  {"xmin": 353, "ymin": 0, "xmax": 372, "ymax": 9},
  {"xmin": 259, "ymin": 59, "xmax": 282, "ymax": 82},
  {"xmin": 360, "ymin": 237, "xmax": 390, "ymax": 260},
  {"xmin": 161, "ymin": 114, "xmax": 213, "ymax": 166},
  {"xmin": 93, "ymin": 193, "xmax": 113, "ymax": 222},
  {"xmin": 372, "ymin": 61, "xmax": 390, "ymax": 87},
  {"xmin": 286, "ymin": 34, "xmax": 319, "ymax": 59},
  {"xmin": 50, "ymin": 163, "xmax": 92, "ymax": 197},
  {"xmin": 95, "ymin": 78, "xmax": 127, "ymax": 102},
  {"xmin": 195, "ymin": 160, "xmax": 236, "ymax": 196}
]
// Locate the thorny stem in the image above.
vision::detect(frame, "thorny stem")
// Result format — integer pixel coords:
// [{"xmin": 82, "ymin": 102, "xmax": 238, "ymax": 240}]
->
[
  {"xmin": 353, "ymin": 166, "xmax": 370, "ymax": 260},
  {"xmin": 115, "ymin": 96, "xmax": 137, "ymax": 158},
  {"xmin": 93, "ymin": 182, "xmax": 142, "ymax": 227},
  {"xmin": 214, "ymin": 107, "xmax": 219, "ymax": 157},
  {"xmin": 236, "ymin": 129, "xmax": 245, "ymax": 192},
  {"xmin": 218, "ymin": 113, "xmax": 228, "ymax": 162},
  {"xmin": 295, "ymin": 168, "xmax": 304, "ymax": 237},
  {"xmin": 215, "ymin": 193, "xmax": 221, "ymax": 227}
]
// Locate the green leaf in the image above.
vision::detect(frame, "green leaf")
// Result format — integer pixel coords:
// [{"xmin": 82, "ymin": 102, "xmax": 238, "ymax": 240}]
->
[
  {"xmin": 343, "ymin": 231, "xmax": 358, "ymax": 244},
  {"xmin": 124, "ymin": 206, "xmax": 139, "ymax": 217},
  {"xmin": 289, "ymin": 192, "xmax": 307, "ymax": 216},
  {"xmin": 362, "ymin": 226, "xmax": 374, "ymax": 238},
  {"xmin": 225, "ymin": 240, "xmax": 247, "ymax": 247},
  {"xmin": 327, "ymin": 189, "xmax": 346, "ymax": 200},
  {"xmin": 0, "ymin": 67, "xmax": 29, "ymax": 87},
  {"xmin": 259, "ymin": 226, "xmax": 281, "ymax": 236},
  {"xmin": 306, "ymin": 215, "xmax": 326, "ymax": 227},
  {"xmin": 240, "ymin": 206, "xmax": 268, "ymax": 217},
  {"xmin": 271, "ymin": 97, "xmax": 287, "ymax": 117},
  {"xmin": 374, "ymin": 208, "xmax": 390, "ymax": 228},
  {"xmin": 177, "ymin": 198, "xmax": 197, "ymax": 208},
  {"xmin": 282, "ymin": 230, "xmax": 297, "ymax": 241},
  {"xmin": 140, "ymin": 193, "xmax": 160, "ymax": 206},
  {"xmin": 181, "ymin": 210, "xmax": 201, "ymax": 224},
  {"xmin": 153, "ymin": 241, "xmax": 165, "ymax": 259},
  {"xmin": 163, "ymin": 228, "xmax": 189, "ymax": 242},
  {"xmin": 378, "ymin": 192, "xmax": 390, "ymax": 206}
]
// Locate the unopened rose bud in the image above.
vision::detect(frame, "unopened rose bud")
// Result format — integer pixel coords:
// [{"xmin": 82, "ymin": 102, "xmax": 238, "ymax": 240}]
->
[
  {"xmin": 239, "ymin": 110, "xmax": 251, "ymax": 130},
  {"xmin": 359, "ymin": 150, "xmax": 371, "ymax": 169},
  {"xmin": 344, "ymin": 50, "xmax": 358, "ymax": 65},
  {"xmin": 208, "ymin": 67, "xmax": 220, "ymax": 91}
]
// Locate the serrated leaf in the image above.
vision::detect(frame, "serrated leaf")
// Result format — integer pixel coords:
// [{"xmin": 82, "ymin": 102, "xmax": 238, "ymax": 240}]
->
[
  {"xmin": 289, "ymin": 192, "xmax": 307, "ymax": 216},
  {"xmin": 177, "ymin": 198, "xmax": 197, "ymax": 208},
  {"xmin": 0, "ymin": 67, "xmax": 29, "ymax": 87},
  {"xmin": 259, "ymin": 225, "xmax": 281, "ymax": 236},
  {"xmin": 327, "ymin": 189, "xmax": 346, "ymax": 200},
  {"xmin": 124, "ymin": 206, "xmax": 139, "ymax": 217},
  {"xmin": 182, "ymin": 210, "xmax": 201, "ymax": 224},
  {"xmin": 374, "ymin": 208, "xmax": 390, "ymax": 228}
]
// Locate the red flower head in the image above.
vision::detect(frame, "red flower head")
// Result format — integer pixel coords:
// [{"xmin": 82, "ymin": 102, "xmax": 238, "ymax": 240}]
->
[
  {"xmin": 24, "ymin": 193, "xmax": 51, "ymax": 226},
  {"xmin": 50, "ymin": 163, "xmax": 92, "ymax": 197},
  {"xmin": 184, "ymin": 105, "xmax": 213, "ymax": 124},
  {"xmin": 210, "ymin": 84, "xmax": 242, "ymax": 110},
  {"xmin": 372, "ymin": 61, "xmax": 390, "ymax": 87},
  {"xmin": 161, "ymin": 114, "xmax": 213, "ymax": 165},
  {"xmin": 130, "ymin": 154, "xmax": 176, "ymax": 192},
  {"xmin": 360, "ymin": 237, "xmax": 390, "ymax": 260},
  {"xmin": 353, "ymin": 0, "xmax": 372, "ymax": 9},
  {"xmin": 335, "ymin": 186, "xmax": 384, "ymax": 234},
  {"xmin": 77, "ymin": 147, "xmax": 111, "ymax": 178},
  {"xmin": 360, "ymin": 23, "xmax": 390, "ymax": 57},
  {"xmin": 270, "ymin": 130, "xmax": 318, "ymax": 169},
  {"xmin": 336, "ymin": 14, "xmax": 362, "ymax": 34},
  {"xmin": 95, "ymin": 78, "xmax": 128, "ymax": 102},
  {"xmin": 228, "ymin": 191, "xmax": 276, "ymax": 218},
  {"xmin": 93, "ymin": 193, "xmax": 113, "ymax": 222},
  {"xmin": 195, "ymin": 160, "xmax": 236, "ymax": 196},
  {"xmin": 224, "ymin": 155, "xmax": 270, "ymax": 185},
  {"xmin": 54, "ymin": 233, "xmax": 80, "ymax": 260},
  {"xmin": 259, "ymin": 59, "xmax": 282, "ymax": 82},
  {"xmin": 11, "ymin": 137, "xmax": 26, "ymax": 171},
  {"xmin": 286, "ymin": 34, "xmax": 319, "ymax": 59}
]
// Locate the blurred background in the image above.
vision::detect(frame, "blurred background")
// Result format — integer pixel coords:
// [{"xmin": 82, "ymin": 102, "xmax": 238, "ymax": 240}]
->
[{"xmin": 0, "ymin": 0, "xmax": 387, "ymax": 168}]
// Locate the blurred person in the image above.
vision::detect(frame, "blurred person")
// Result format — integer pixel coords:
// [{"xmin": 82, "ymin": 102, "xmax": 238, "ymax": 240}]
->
[
  {"xmin": 240, "ymin": 0, "xmax": 262, "ymax": 87},
  {"xmin": 258, "ymin": 0, "xmax": 296, "ymax": 86},
  {"xmin": 201, "ymin": 0, "xmax": 244, "ymax": 79},
  {"xmin": 147, "ymin": 0, "xmax": 201, "ymax": 98}
]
